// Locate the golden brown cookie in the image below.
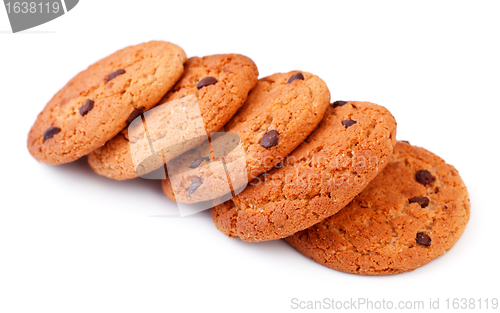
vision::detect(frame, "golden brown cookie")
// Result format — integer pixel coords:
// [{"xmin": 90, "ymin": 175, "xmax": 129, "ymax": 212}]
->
[
  {"xmin": 211, "ymin": 101, "xmax": 397, "ymax": 242},
  {"xmin": 28, "ymin": 41, "xmax": 187, "ymax": 165},
  {"xmin": 162, "ymin": 71, "xmax": 331, "ymax": 203},
  {"xmin": 88, "ymin": 54, "xmax": 259, "ymax": 180},
  {"xmin": 285, "ymin": 142, "xmax": 470, "ymax": 275}
]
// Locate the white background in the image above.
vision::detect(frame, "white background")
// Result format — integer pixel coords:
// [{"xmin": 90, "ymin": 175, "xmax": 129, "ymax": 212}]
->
[{"xmin": 1, "ymin": 1, "xmax": 499, "ymax": 312}]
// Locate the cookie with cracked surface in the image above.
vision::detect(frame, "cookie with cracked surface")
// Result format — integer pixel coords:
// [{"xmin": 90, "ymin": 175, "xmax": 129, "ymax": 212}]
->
[
  {"xmin": 162, "ymin": 71, "xmax": 331, "ymax": 203},
  {"xmin": 285, "ymin": 142, "xmax": 470, "ymax": 275},
  {"xmin": 211, "ymin": 101, "xmax": 397, "ymax": 242},
  {"xmin": 28, "ymin": 41, "xmax": 187, "ymax": 165},
  {"xmin": 88, "ymin": 54, "xmax": 259, "ymax": 180}
]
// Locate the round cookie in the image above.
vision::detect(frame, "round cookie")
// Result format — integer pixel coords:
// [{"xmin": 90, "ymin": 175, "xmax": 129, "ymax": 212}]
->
[
  {"xmin": 28, "ymin": 41, "xmax": 187, "ymax": 165},
  {"xmin": 88, "ymin": 54, "xmax": 259, "ymax": 180},
  {"xmin": 285, "ymin": 142, "xmax": 471, "ymax": 275},
  {"xmin": 162, "ymin": 71, "xmax": 331, "ymax": 203},
  {"xmin": 211, "ymin": 101, "xmax": 398, "ymax": 242}
]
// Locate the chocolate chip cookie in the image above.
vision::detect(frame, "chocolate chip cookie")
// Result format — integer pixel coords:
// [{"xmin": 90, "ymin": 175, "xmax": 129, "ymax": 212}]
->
[
  {"xmin": 211, "ymin": 101, "xmax": 398, "ymax": 242},
  {"xmin": 162, "ymin": 71, "xmax": 331, "ymax": 203},
  {"xmin": 88, "ymin": 54, "xmax": 259, "ymax": 180},
  {"xmin": 285, "ymin": 141, "xmax": 470, "ymax": 275},
  {"xmin": 28, "ymin": 41, "xmax": 187, "ymax": 164}
]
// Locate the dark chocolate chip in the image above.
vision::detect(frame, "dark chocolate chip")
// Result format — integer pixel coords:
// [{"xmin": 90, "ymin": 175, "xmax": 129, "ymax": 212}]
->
[
  {"xmin": 79, "ymin": 99, "xmax": 94, "ymax": 116},
  {"xmin": 106, "ymin": 69, "xmax": 126, "ymax": 82},
  {"xmin": 416, "ymin": 232, "xmax": 431, "ymax": 246},
  {"xmin": 260, "ymin": 130, "xmax": 279, "ymax": 148},
  {"xmin": 196, "ymin": 76, "xmax": 218, "ymax": 89},
  {"xmin": 333, "ymin": 101, "xmax": 347, "ymax": 108},
  {"xmin": 189, "ymin": 157, "xmax": 210, "ymax": 168},
  {"xmin": 126, "ymin": 107, "xmax": 144, "ymax": 124},
  {"xmin": 43, "ymin": 126, "xmax": 60, "ymax": 142},
  {"xmin": 342, "ymin": 119, "xmax": 357, "ymax": 128},
  {"xmin": 188, "ymin": 177, "xmax": 203, "ymax": 198},
  {"xmin": 409, "ymin": 197, "xmax": 430, "ymax": 208},
  {"xmin": 400, "ymin": 140, "xmax": 410, "ymax": 144},
  {"xmin": 415, "ymin": 169, "xmax": 436, "ymax": 186},
  {"xmin": 287, "ymin": 72, "xmax": 305, "ymax": 83}
]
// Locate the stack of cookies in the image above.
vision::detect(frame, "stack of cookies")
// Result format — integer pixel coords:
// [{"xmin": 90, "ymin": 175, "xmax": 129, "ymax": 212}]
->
[{"xmin": 28, "ymin": 41, "xmax": 470, "ymax": 275}]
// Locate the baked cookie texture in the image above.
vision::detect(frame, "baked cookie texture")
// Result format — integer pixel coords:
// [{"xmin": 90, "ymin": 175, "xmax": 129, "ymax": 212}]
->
[
  {"xmin": 285, "ymin": 142, "xmax": 470, "ymax": 275},
  {"xmin": 211, "ymin": 101, "xmax": 397, "ymax": 242},
  {"xmin": 28, "ymin": 41, "xmax": 187, "ymax": 165},
  {"xmin": 162, "ymin": 71, "xmax": 331, "ymax": 203},
  {"xmin": 88, "ymin": 54, "xmax": 259, "ymax": 180}
]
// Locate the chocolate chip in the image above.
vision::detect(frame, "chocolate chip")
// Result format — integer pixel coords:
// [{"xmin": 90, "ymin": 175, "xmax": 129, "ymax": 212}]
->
[
  {"xmin": 400, "ymin": 140, "xmax": 410, "ymax": 144},
  {"xmin": 409, "ymin": 197, "xmax": 430, "ymax": 208},
  {"xmin": 106, "ymin": 69, "xmax": 126, "ymax": 82},
  {"xmin": 415, "ymin": 169, "xmax": 436, "ymax": 186},
  {"xmin": 416, "ymin": 232, "xmax": 431, "ymax": 246},
  {"xmin": 43, "ymin": 126, "xmax": 60, "ymax": 142},
  {"xmin": 126, "ymin": 107, "xmax": 144, "ymax": 124},
  {"xmin": 196, "ymin": 76, "xmax": 218, "ymax": 89},
  {"xmin": 260, "ymin": 130, "xmax": 279, "ymax": 148},
  {"xmin": 342, "ymin": 119, "xmax": 357, "ymax": 128},
  {"xmin": 188, "ymin": 177, "xmax": 203, "ymax": 198},
  {"xmin": 79, "ymin": 99, "xmax": 94, "ymax": 116},
  {"xmin": 333, "ymin": 101, "xmax": 347, "ymax": 108},
  {"xmin": 189, "ymin": 157, "xmax": 210, "ymax": 168},
  {"xmin": 287, "ymin": 72, "xmax": 305, "ymax": 84}
]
